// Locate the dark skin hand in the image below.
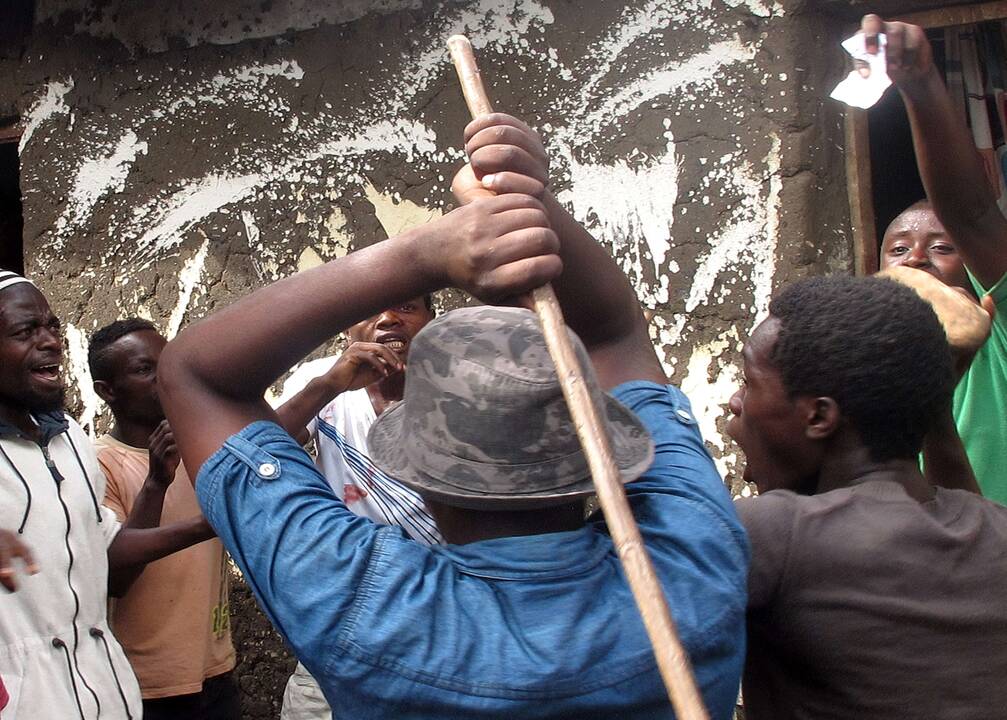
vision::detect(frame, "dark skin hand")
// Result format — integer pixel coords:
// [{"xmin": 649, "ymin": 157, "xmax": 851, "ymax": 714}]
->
[
  {"xmin": 861, "ymin": 14, "xmax": 1007, "ymax": 289},
  {"xmin": 0, "ymin": 529, "xmax": 38, "ymax": 592},
  {"xmin": 147, "ymin": 419, "xmax": 180, "ymax": 487},
  {"xmin": 333, "ymin": 342, "xmax": 404, "ymax": 392},
  {"xmin": 159, "ymin": 193, "xmax": 563, "ymax": 483},
  {"xmin": 277, "ymin": 342, "xmax": 403, "ymax": 445},
  {"xmin": 454, "ymin": 112, "xmax": 667, "ymax": 389}
]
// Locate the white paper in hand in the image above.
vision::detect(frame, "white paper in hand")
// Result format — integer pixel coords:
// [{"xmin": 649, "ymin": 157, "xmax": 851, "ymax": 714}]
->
[{"xmin": 830, "ymin": 33, "xmax": 891, "ymax": 109}]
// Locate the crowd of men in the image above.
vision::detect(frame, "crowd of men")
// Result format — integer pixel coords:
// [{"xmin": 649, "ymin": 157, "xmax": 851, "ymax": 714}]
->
[{"xmin": 0, "ymin": 15, "xmax": 1005, "ymax": 720}]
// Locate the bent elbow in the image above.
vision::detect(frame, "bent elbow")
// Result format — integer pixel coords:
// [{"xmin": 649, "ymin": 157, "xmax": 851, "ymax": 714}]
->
[{"xmin": 157, "ymin": 334, "xmax": 199, "ymax": 411}]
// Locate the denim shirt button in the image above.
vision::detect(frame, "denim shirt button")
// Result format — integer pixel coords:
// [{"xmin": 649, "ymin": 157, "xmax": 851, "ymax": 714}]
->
[
  {"xmin": 676, "ymin": 409, "xmax": 692, "ymax": 422},
  {"xmin": 258, "ymin": 462, "xmax": 278, "ymax": 478}
]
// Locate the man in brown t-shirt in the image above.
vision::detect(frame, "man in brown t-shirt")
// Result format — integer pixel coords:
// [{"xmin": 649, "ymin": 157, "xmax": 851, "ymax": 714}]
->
[
  {"xmin": 90, "ymin": 319, "xmax": 238, "ymax": 720},
  {"xmin": 727, "ymin": 275, "xmax": 1007, "ymax": 720}
]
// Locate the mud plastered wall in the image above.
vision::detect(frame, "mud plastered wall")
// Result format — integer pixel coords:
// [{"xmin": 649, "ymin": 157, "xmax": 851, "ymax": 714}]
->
[{"xmin": 5, "ymin": 0, "xmax": 850, "ymax": 713}]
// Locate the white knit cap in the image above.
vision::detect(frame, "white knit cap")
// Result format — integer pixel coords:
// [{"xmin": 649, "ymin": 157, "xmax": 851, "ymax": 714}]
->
[{"xmin": 0, "ymin": 271, "xmax": 35, "ymax": 293}]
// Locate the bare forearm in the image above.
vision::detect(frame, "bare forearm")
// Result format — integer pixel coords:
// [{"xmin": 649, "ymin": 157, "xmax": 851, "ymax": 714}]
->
[
  {"xmin": 543, "ymin": 192, "xmax": 665, "ymax": 386},
  {"xmin": 276, "ymin": 375, "xmax": 341, "ymax": 443},
  {"xmin": 901, "ymin": 69, "xmax": 994, "ymax": 227},
  {"xmin": 922, "ymin": 410, "xmax": 981, "ymax": 493},
  {"xmin": 107, "ymin": 517, "xmax": 217, "ymax": 597},
  {"xmin": 543, "ymin": 192, "xmax": 646, "ymax": 347},
  {"xmin": 458, "ymin": 114, "xmax": 654, "ymax": 366},
  {"xmin": 160, "ymin": 194, "xmax": 560, "ymax": 477},
  {"xmin": 165, "ymin": 230, "xmax": 437, "ymax": 403},
  {"xmin": 120, "ymin": 478, "xmax": 168, "ymax": 530},
  {"xmin": 900, "ymin": 68, "xmax": 1007, "ymax": 284}
]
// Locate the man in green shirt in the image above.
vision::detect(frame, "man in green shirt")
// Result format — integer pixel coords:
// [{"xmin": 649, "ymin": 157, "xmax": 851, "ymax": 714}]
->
[{"xmin": 865, "ymin": 15, "xmax": 1007, "ymax": 503}]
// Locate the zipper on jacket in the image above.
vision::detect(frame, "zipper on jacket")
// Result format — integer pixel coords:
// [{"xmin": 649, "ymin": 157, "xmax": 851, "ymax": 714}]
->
[
  {"xmin": 90, "ymin": 628, "xmax": 134, "ymax": 720},
  {"xmin": 40, "ymin": 444, "xmax": 65, "ymax": 485},
  {"xmin": 52, "ymin": 637, "xmax": 87, "ymax": 720},
  {"xmin": 51, "ymin": 458, "xmax": 102, "ymax": 717}
]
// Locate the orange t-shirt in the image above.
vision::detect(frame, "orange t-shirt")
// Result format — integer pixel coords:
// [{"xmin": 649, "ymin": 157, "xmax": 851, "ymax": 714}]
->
[{"xmin": 96, "ymin": 434, "xmax": 236, "ymax": 699}]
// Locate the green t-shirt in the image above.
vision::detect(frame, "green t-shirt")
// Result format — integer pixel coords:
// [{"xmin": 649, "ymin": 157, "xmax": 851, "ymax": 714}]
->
[{"xmin": 954, "ymin": 269, "xmax": 1007, "ymax": 505}]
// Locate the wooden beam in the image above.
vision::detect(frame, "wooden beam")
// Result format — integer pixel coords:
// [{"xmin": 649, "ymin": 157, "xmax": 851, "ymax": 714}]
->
[
  {"xmin": 895, "ymin": 0, "xmax": 1007, "ymax": 28},
  {"xmin": 845, "ymin": 107, "xmax": 879, "ymax": 276},
  {"xmin": 0, "ymin": 125, "xmax": 21, "ymax": 144}
]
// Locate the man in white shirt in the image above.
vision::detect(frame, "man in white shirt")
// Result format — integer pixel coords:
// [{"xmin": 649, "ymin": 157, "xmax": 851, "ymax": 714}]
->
[
  {"xmin": 0, "ymin": 272, "xmax": 202, "ymax": 719},
  {"xmin": 275, "ymin": 295, "xmax": 439, "ymax": 719}
]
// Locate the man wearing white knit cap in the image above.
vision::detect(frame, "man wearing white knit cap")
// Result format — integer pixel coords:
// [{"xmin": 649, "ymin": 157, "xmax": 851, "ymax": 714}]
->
[{"xmin": 0, "ymin": 272, "xmax": 213, "ymax": 719}]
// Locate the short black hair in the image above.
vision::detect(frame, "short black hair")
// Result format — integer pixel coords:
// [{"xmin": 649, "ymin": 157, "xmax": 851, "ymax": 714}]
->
[
  {"xmin": 423, "ymin": 294, "xmax": 435, "ymax": 312},
  {"xmin": 88, "ymin": 318, "xmax": 158, "ymax": 383},
  {"xmin": 768, "ymin": 275, "xmax": 953, "ymax": 462}
]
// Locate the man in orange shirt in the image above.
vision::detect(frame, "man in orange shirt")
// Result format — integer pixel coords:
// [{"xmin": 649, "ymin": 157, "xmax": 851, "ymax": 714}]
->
[{"xmin": 89, "ymin": 318, "xmax": 238, "ymax": 720}]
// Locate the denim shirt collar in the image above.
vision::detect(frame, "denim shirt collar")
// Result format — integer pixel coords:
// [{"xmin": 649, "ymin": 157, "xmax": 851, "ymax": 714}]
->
[{"xmin": 432, "ymin": 526, "xmax": 611, "ymax": 581}]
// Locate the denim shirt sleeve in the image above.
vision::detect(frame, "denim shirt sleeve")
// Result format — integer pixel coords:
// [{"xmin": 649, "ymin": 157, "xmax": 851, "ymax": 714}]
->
[
  {"xmin": 608, "ymin": 380, "xmax": 750, "ymax": 714},
  {"xmin": 610, "ymin": 381, "xmax": 746, "ymax": 540},
  {"xmin": 195, "ymin": 420, "xmax": 389, "ymax": 671}
]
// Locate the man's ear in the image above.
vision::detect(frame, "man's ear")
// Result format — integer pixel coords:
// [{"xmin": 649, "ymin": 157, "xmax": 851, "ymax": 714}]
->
[
  {"xmin": 803, "ymin": 396, "xmax": 841, "ymax": 441},
  {"xmin": 93, "ymin": 379, "xmax": 116, "ymax": 406}
]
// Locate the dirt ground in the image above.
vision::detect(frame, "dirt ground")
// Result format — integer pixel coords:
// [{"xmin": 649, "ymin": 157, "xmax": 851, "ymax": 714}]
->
[{"xmin": 229, "ymin": 567, "xmax": 297, "ymax": 719}]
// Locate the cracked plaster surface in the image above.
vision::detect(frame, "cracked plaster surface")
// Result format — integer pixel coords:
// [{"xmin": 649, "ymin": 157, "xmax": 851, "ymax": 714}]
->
[{"xmin": 8, "ymin": 0, "xmax": 851, "ymax": 489}]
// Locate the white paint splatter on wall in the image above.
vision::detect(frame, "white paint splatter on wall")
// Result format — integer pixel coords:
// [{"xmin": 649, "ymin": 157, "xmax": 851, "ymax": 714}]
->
[
  {"xmin": 18, "ymin": 78, "xmax": 74, "ymax": 154},
  {"xmin": 21, "ymin": 0, "xmax": 796, "ymax": 472},
  {"xmin": 166, "ymin": 239, "xmax": 210, "ymax": 339},
  {"xmin": 685, "ymin": 136, "xmax": 783, "ymax": 321},
  {"xmin": 54, "ymin": 130, "xmax": 148, "ymax": 244},
  {"xmin": 63, "ymin": 324, "xmax": 100, "ymax": 437},
  {"xmin": 680, "ymin": 329, "xmax": 742, "ymax": 478}
]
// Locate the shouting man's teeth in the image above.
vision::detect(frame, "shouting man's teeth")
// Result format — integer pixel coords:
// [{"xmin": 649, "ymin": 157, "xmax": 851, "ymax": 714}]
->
[
  {"xmin": 33, "ymin": 365, "xmax": 60, "ymax": 380},
  {"xmin": 385, "ymin": 341, "xmax": 405, "ymax": 351}
]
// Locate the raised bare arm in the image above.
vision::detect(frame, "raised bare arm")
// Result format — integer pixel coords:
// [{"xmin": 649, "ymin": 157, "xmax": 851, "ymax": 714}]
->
[
  {"xmin": 158, "ymin": 195, "xmax": 560, "ymax": 481},
  {"xmin": 454, "ymin": 113, "xmax": 667, "ymax": 390},
  {"xmin": 865, "ymin": 15, "xmax": 1007, "ymax": 288}
]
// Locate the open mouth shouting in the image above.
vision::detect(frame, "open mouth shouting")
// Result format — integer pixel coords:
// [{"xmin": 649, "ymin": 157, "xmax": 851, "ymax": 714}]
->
[{"xmin": 30, "ymin": 361, "xmax": 62, "ymax": 387}]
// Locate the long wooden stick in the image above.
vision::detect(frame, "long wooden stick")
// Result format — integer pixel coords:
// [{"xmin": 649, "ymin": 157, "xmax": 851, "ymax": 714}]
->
[{"xmin": 446, "ymin": 35, "xmax": 710, "ymax": 720}]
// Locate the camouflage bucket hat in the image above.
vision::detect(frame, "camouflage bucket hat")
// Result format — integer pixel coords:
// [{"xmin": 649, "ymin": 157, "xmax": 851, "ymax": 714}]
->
[{"xmin": 367, "ymin": 306, "xmax": 655, "ymax": 510}]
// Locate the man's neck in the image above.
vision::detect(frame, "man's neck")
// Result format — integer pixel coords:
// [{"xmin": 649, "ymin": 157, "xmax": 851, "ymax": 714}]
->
[
  {"xmin": 815, "ymin": 439, "xmax": 934, "ymax": 503},
  {"xmin": 431, "ymin": 502, "xmax": 587, "ymax": 545},
  {"xmin": 366, "ymin": 373, "xmax": 406, "ymax": 417},
  {"xmin": 0, "ymin": 401, "xmax": 40, "ymax": 441},
  {"xmin": 109, "ymin": 417, "xmax": 160, "ymax": 449}
]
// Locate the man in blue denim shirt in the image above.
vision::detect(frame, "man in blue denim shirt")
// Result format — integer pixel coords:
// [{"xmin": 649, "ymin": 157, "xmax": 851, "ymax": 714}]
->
[{"xmin": 159, "ymin": 114, "xmax": 748, "ymax": 719}]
